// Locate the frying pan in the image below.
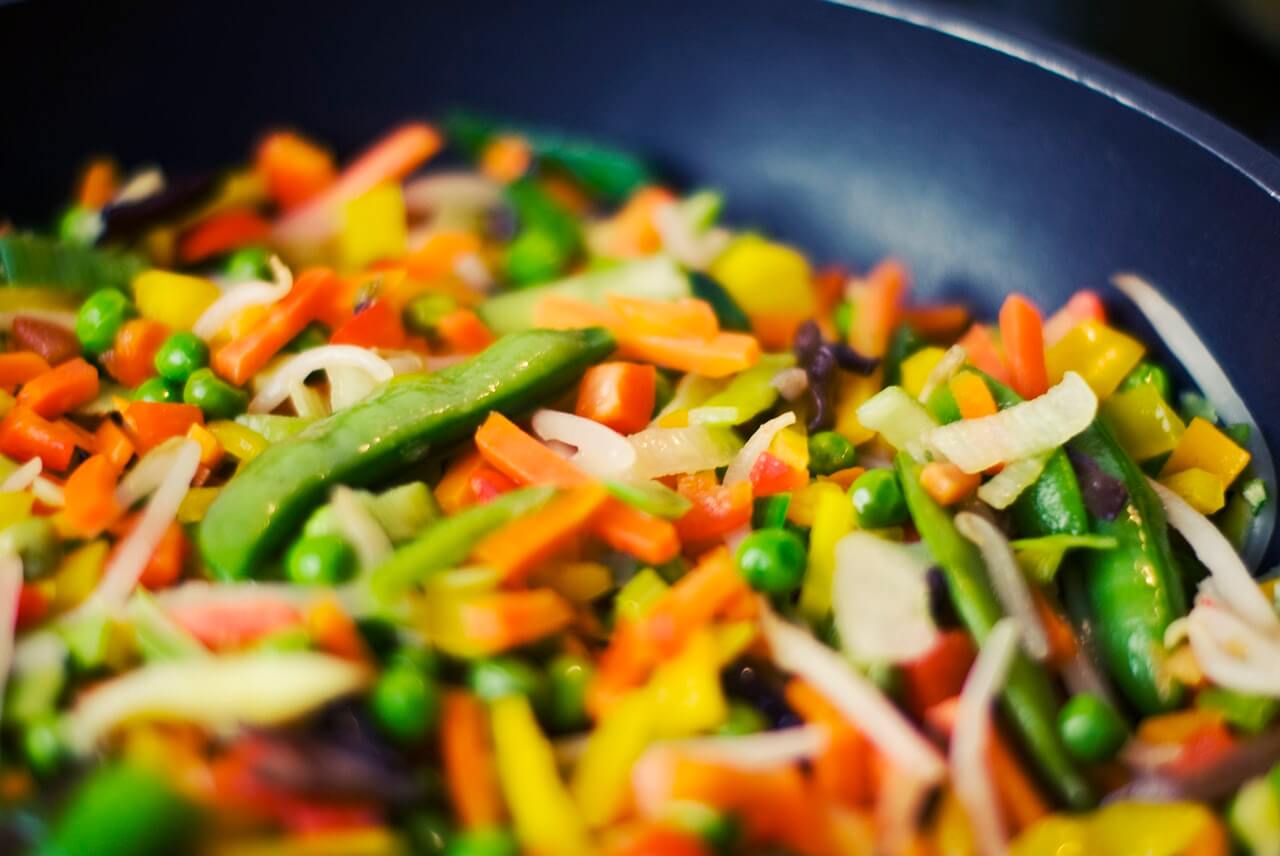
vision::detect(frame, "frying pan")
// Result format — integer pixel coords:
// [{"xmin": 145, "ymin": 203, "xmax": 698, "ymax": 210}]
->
[{"xmin": 0, "ymin": 0, "xmax": 1276, "ymax": 563}]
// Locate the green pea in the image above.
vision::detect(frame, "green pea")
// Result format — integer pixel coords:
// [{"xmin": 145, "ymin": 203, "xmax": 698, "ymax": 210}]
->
[
  {"xmin": 505, "ymin": 228, "xmax": 568, "ymax": 286},
  {"xmin": 808, "ymin": 431, "xmax": 857, "ymax": 475},
  {"xmin": 444, "ymin": 827, "xmax": 519, "ymax": 856},
  {"xmin": 371, "ymin": 663, "xmax": 440, "ymax": 743},
  {"xmin": 153, "ymin": 332, "xmax": 209, "ymax": 384},
  {"xmin": 183, "ymin": 368, "xmax": 248, "ymax": 419},
  {"xmin": 1119, "ymin": 360, "xmax": 1172, "ymax": 402},
  {"xmin": 75, "ymin": 289, "xmax": 132, "ymax": 356},
  {"xmin": 547, "ymin": 654, "xmax": 594, "ymax": 732},
  {"xmin": 833, "ymin": 300, "xmax": 854, "ymax": 342},
  {"xmin": 734, "ymin": 528, "xmax": 806, "ymax": 594},
  {"xmin": 849, "ymin": 468, "xmax": 907, "ymax": 529},
  {"xmin": 1058, "ymin": 692, "xmax": 1127, "ymax": 762},
  {"xmin": 285, "ymin": 534, "xmax": 354, "ymax": 585},
  {"xmin": 23, "ymin": 716, "xmax": 65, "ymax": 775},
  {"xmin": 57, "ymin": 205, "xmax": 101, "ymax": 246},
  {"xmin": 404, "ymin": 293, "xmax": 459, "ymax": 335},
  {"xmin": 468, "ymin": 657, "xmax": 546, "ymax": 703},
  {"xmin": 716, "ymin": 702, "xmax": 767, "ymax": 736},
  {"xmin": 132, "ymin": 377, "xmax": 177, "ymax": 403},
  {"xmin": 225, "ymin": 246, "xmax": 271, "ymax": 281}
]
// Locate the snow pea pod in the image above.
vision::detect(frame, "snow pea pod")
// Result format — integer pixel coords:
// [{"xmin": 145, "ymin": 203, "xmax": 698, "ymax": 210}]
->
[
  {"xmin": 198, "ymin": 328, "xmax": 615, "ymax": 581},
  {"xmin": 897, "ymin": 452, "xmax": 1094, "ymax": 809}
]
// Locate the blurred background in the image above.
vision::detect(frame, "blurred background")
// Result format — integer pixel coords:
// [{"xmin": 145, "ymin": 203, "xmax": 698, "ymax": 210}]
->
[{"xmin": 938, "ymin": 0, "xmax": 1280, "ymax": 153}]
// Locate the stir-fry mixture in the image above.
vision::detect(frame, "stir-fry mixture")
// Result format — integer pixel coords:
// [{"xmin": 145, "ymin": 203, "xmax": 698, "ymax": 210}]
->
[{"xmin": 0, "ymin": 117, "xmax": 1275, "ymax": 856}]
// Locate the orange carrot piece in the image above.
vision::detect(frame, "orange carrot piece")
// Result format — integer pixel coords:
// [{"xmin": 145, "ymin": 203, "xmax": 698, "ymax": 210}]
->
[
  {"xmin": 402, "ymin": 230, "xmax": 484, "ymax": 284},
  {"xmin": 122, "ymin": 401, "xmax": 204, "ymax": 454},
  {"xmin": 62, "ymin": 454, "xmax": 122, "ymax": 537},
  {"xmin": 821, "ymin": 466, "xmax": 866, "ymax": 490},
  {"xmin": 605, "ymin": 186, "xmax": 677, "ymax": 257},
  {"xmin": 471, "ymin": 484, "xmax": 610, "ymax": 584},
  {"xmin": 949, "ymin": 372, "xmax": 999, "ymax": 420},
  {"xmin": 998, "ymin": 293, "xmax": 1048, "ymax": 399},
  {"xmin": 902, "ymin": 303, "xmax": 971, "ymax": 339},
  {"xmin": 458, "ymin": 589, "xmax": 575, "ymax": 653},
  {"xmin": 212, "ymin": 268, "xmax": 339, "ymax": 385},
  {"xmin": 103, "ymin": 319, "xmax": 169, "ymax": 388},
  {"xmin": 957, "ymin": 323, "xmax": 1012, "ymax": 386},
  {"xmin": 469, "ymin": 466, "xmax": 516, "ymax": 504},
  {"xmin": 621, "ymin": 331, "xmax": 760, "ymax": 378},
  {"xmin": 607, "ymin": 295, "xmax": 719, "ymax": 340},
  {"xmin": 533, "ymin": 295, "xmax": 622, "ymax": 331},
  {"xmin": 136, "ymin": 520, "xmax": 189, "ymax": 589},
  {"xmin": 0, "ymin": 406, "xmax": 79, "ymax": 470},
  {"xmin": 899, "ymin": 630, "xmax": 977, "ymax": 717},
  {"xmin": 0, "ymin": 352, "xmax": 51, "ymax": 392},
  {"xmin": 328, "ymin": 299, "xmax": 406, "ymax": 350},
  {"xmin": 1043, "ymin": 289, "xmax": 1106, "ymax": 347},
  {"xmin": 576, "ymin": 362, "xmax": 657, "ymax": 435},
  {"xmin": 304, "ymin": 596, "xmax": 368, "ymax": 661},
  {"xmin": 920, "ymin": 461, "xmax": 980, "ymax": 506},
  {"xmin": 675, "ymin": 474, "xmax": 754, "ymax": 542},
  {"xmin": 479, "ymin": 134, "xmax": 533, "ymax": 183},
  {"xmin": 594, "ymin": 501, "xmax": 681, "ymax": 565},
  {"xmin": 435, "ymin": 308, "xmax": 494, "ymax": 354},
  {"xmin": 93, "ymin": 419, "xmax": 136, "ymax": 472},
  {"xmin": 436, "ymin": 448, "xmax": 488, "ymax": 513},
  {"xmin": 186, "ymin": 423, "xmax": 224, "ymax": 470},
  {"xmin": 17, "ymin": 357, "xmax": 99, "ymax": 419},
  {"xmin": 76, "ymin": 158, "xmax": 119, "ymax": 209},
  {"xmin": 1034, "ymin": 588, "xmax": 1078, "ymax": 667},
  {"xmin": 256, "ymin": 131, "xmax": 337, "ymax": 211},
  {"xmin": 786, "ymin": 679, "xmax": 873, "ymax": 808},
  {"xmin": 178, "ymin": 208, "xmax": 272, "ymax": 264},
  {"xmin": 850, "ymin": 258, "xmax": 908, "ymax": 358},
  {"xmin": 441, "ymin": 692, "xmax": 505, "ymax": 829}
]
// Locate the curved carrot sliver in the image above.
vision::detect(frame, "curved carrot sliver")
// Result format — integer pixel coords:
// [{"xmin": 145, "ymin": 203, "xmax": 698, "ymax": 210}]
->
[{"xmin": 998, "ymin": 293, "xmax": 1048, "ymax": 399}]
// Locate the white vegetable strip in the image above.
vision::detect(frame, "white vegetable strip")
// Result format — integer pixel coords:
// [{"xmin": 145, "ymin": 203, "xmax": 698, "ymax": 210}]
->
[
  {"xmin": 1113, "ymin": 273, "xmax": 1276, "ymax": 570},
  {"xmin": 1149, "ymin": 478, "xmax": 1278, "ymax": 634},
  {"xmin": 328, "ymin": 364, "xmax": 380, "ymax": 412},
  {"xmin": 249, "ymin": 346, "xmax": 394, "ymax": 414},
  {"xmin": 1186, "ymin": 603, "xmax": 1280, "ymax": 696},
  {"xmin": 925, "ymin": 372, "xmax": 1097, "ymax": 474},
  {"xmin": 91, "ymin": 439, "xmax": 200, "ymax": 611},
  {"xmin": 771, "ymin": 367, "xmax": 809, "ymax": 401},
  {"xmin": 289, "ymin": 381, "xmax": 328, "ymax": 419},
  {"xmin": 380, "ymin": 349, "xmax": 428, "ymax": 375},
  {"xmin": 977, "ymin": 454, "xmax": 1048, "ymax": 510},
  {"xmin": 65, "ymin": 652, "xmax": 370, "ymax": 752},
  {"xmin": 832, "ymin": 531, "xmax": 938, "ymax": 664},
  {"xmin": 654, "ymin": 725, "xmax": 828, "ymax": 770},
  {"xmin": 532, "ymin": 410, "xmax": 636, "ymax": 480},
  {"xmin": 0, "ymin": 459, "xmax": 41, "ymax": 492},
  {"xmin": 332, "ymin": 486, "xmax": 394, "ymax": 571},
  {"xmin": 403, "ymin": 171, "xmax": 503, "ymax": 216},
  {"xmin": 116, "ymin": 438, "xmax": 185, "ymax": 509},
  {"xmin": 856, "ymin": 387, "xmax": 938, "ymax": 452},
  {"xmin": 628, "ymin": 425, "xmax": 741, "ymax": 480},
  {"xmin": 917, "ymin": 344, "xmax": 967, "ymax": 403},
  {"xmin": 653, "ymin": 199, "xmax": 732, "ymax": 271},
  {"xmin": 0, "ymin": 554, "xmax": 23, "ymax": 727},
  {"xmin": 31, "ymin": 478, "xmax": 64, "ymax": 508},
  {"xmin": 951, "ymin": 618, "xmax": 1020, "ymax": 856},
  {"xmin": 724, "ymin": 412, "xmax": 796, "ymax": 486},
  {"xmin": 955, "ymin": 512, "xmax": 1050, "ymax": 661},
  {"xmin": 761, "ymin": 604, "xmax": 946, "ymax": 783},
  {"xmin": 192, "ymin": 256, "xmax": 293, "ymax": 341}
]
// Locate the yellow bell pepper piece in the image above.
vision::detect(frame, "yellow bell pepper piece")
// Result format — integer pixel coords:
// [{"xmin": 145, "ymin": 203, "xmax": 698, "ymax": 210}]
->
[
  {"xmin": 51, "ymin": 540, "xmax": 109, "ymax": 611},
  {"xmin": 647, "ymin": 629, "xmax": 728, "ymax": 739},
  {"xmin": 1159, "ymin": 467, "xmax": 1226, "ymax": 515},
  {"xmin": 1011, "ymin": 815, "xmax": 1089, "ymax": 856},
  {"xmin": 1045, "ymin": 321, "xmax": 1145, "ymax": 399},
  {"xmin": 0, "ymin": 288, "xmax": 78, "ymax": 312},
  {"xmin": 206, "ymin": 827, "xmax": 406, "ymax": 856},
  {"xmin": 768, "ymin": 424, "xmax": 810, "ymax": 472},
  {"xmin": 932, "ymin": 789, "xmax": 978, "ymax": 856},
  {"xmin": 177, "ymin": 487, "xmax": 221, "ymax": 524},
  {"xmin": 708, "ymin": 234, "xmax": 815, "ymax": 345},
  {"xmin": 799, "ymin": 481, "xmax": 856, "ymax": 622},
  {"xmin": 834, "ymin": 371, "xmax": 880, "ymax": 446},
  {"xmin": 713, "ymin": 620, "xmax": 758, "ymax": 664},
  {"xmin": 571, "ymin": 691, "xmax": 656, "ymax": 827},
  {"xmin": 133, "ymin": 269, "xmax": 221, "ymax": 331},
  {"xmin": 1100, "ymin": 383, "xmax": 1185, "ymax": 462},
  {"xmin": 1160, "ymin": 417, "xmax": 1251, "ymax": 487},
  {"xmin": 615, "ymin": 568, "xmax": 668, "ymax": 623},
  {"xmin": 207, "ymin": 421, "xmax": 269, "ymax": 462},
  {"xmin": 338, "ymin": 183, "xmax": 408, "ymax": 271},
  {"xmin": 542, "ymin": 561, "xmax": 613, "ymax": 605},
  {"xmin": 900, "ymin": 346, "xmax": 947, "ymax": 400},
  {"xmin": 0, "ymin": 491, "xmax": 34, "ymax": 530},
  {"xmin": 1013, "ymin": 802, "xmax": 1223, "ymax": 856},
  {"xmin": 787, "ymin": 480, "xmax": 839, "ymax": 528},
  {"xmin": 491, "ymin": 694, "xmax": 591, "ymax": 856}
]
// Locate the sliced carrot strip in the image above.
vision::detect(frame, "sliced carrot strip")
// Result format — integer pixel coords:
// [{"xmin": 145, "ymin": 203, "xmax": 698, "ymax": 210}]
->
[
  {"xmin": 576, "ymin": 362, "xmax": 657, "ymax": 435},
  {"xmin": 178, "ymin": 208, "xmax": 271, "ymax": 264},
  {"xmin": 606, "ymin": 295, "xmax": 718, "ymax": 340},
  {"xmin": 93, "ymin": 419, "xmax": 136, "ymax": 472},
  {"xmin": 458, "ymin": 589, "xmax": 575, "ymax": 653},
  {"xmin": 471, "ymin": 484, "xmax": 610, "ymax": 584},
  {"xmin": 998, "ymin": 293, "xmax": 1048, "ymax": 399},
  {"xmin": 256, "ymin": 131, "xmax": 337, "ymax": 210},
  {"xmin": 903, "ymin": 303, "xmax": 971, "ymax": 339},
  {"xmin": 850, "ymin": 258, "xmax": 907, "ymax": 357},
  {"xmin": 103, "ymin": 319, "xmax": 168, "ymax": 388},
  {"xmin": 0, "ymin": 352, "xmax": 51, "ymax": 393},
  {"xmin": 212, "ymin": 269, "xmax": 339, "ymax": 385},
  {"xmin": 620, "ymin": 331, "xmax": 759, "ymax": 378},
  {"xmin": 63, "ymin": 454, "xmax": 122, "ymax": 537},
  {"xmin": 919, "ymin": 461, "xmax": 980, "ymax": 506},
  {"xmin": 122, "ymin": 401, "xmax": 204, "ymax": 454},
  {"xmin": 957, "ymin": 323, "xmax": 1012, "ymax": 386},
  {"xmin": 441, "ymin": 691, "xmax": 505, "ymax": 829},
  {"xmin": 17, "ymin": 357, "xmax": 99, "ymax": 419},
  {"xmin": 0, "ymin": 406, "xmax": 80, "ymax": 470}
]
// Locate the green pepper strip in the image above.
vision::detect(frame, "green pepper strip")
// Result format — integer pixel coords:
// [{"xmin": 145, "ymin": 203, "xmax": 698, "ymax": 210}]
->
[
  {"xmin": 896, "ymin": 453, "xmax": 1095, "ymax": 809},
  {"xmin": 198, "ymin": 328, "xmax": 615, "ymax": 580},
  {"xmin": 369, "ymin": 485, "xmax": 557, "ymax": 601}
]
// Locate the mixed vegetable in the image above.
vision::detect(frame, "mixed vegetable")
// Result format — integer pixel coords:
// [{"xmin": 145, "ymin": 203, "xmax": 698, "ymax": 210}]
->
[{"xmin": 0, "ymin": 115, "xmax": 1274, "ymax": 856}]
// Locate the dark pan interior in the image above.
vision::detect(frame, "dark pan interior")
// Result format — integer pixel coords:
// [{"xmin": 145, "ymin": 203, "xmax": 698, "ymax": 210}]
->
[{"xmin": 1, "ymin": 0, "xmax": 1277, "ymax": 561}]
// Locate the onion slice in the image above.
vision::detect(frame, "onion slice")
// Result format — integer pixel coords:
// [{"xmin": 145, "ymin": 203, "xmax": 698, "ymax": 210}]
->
[
  {"xmin": 0, "ymin": 554, "xmax": 23, "ymax": 726},
  {"xmin": 116, "ymin": 438, "xmax": 186, "ymax": 509},
  {"xmin": 977, "ymin": 454, "xmax": 1048, "ymax": 510},
  {"xmin": 724, "ymin": 412, "xmax": 796, "ymax": 486},
  {"xmin": 653, "ymin": 725, "xmax": 828, "ymax": 770},
  {"xmin": 90, "ymin": 439, "xmax": 200, "ymax": 611},
  {"xmin": 1187, "ymin": 602, "xmax": 1280, "ymax": 696},
  {"xmin": 628, "ymin": 425, "xmax": 742, "ymax": 480},
  {"xmin": 760, "ymin": 604, "xmax": 946, "ymax": 783},
  {"xmin": 917, "ymin": 344, "xmax": 967, "ymax": 403},
  {"xmin": 532, "ymin": 410, "xmax": 637, "ymax": 480},
  {"xmin": 832, "ymin": 531, "xmax": 938, "ymax": 664},
  {"xmin": 31, "ymin": 477, "xmax": 64, "ymax": 508},
  {"xmin": 249, "ymin": 346, "xmax": 394, "ymax": 414},
  {"xmin": 1113, "ymin": 273, "xmax": 1276, "ymax": 570},
  {"xmin": 192, "ymin": 256, "xmax": 293, "ymax": 341},
  {"xmin": 1150, "ymin": 478, "xmax": 1278, "ymax": 634},
  {"xmin": 0, "ymin": 459, "xmax": 41, "ymax": 492},
  {"xmin": 925, "ymin": 372, "xmax": 1096, "ymax": 474},
  {"xmin": 332, "ymin": 485, "xmax": 393, "ymax": 571},
  {"xmin": 955, "ymin": 512, "xmax": 1050, "ymax": 661},
  {"xmin": 951, "ymin": 617, "xmax": 1020, "ymax": 856}
]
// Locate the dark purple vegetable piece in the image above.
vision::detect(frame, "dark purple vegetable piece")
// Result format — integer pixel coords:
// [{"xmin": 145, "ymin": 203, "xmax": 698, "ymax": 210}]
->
[
  {"xmin": 98, "ymin": 173, "xmax": 218, "ymax": 243},
  {"xmin": 828, "ymin": 342, "xmax": 879, "ymax": 375},
  {"xmin": 792, "ymin": 320, "xmax": 821, "ymax": 365},
  {"xmin": 806, "ymin": 345, "xmax": 836, "ymax": 432},
  {"xmin": 1066, "ymin": 447, "xmax": 1129, "ymax": 521},
  {"xmin": 925, "ymin": 565, "xmax": 960, "ymax": 629},
  {"xmin": 721, "ymin": 657, "xmax": 800, "ymax": 729}
]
